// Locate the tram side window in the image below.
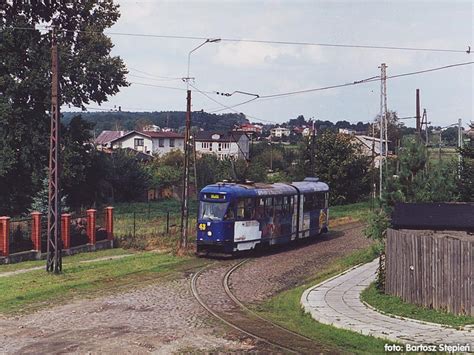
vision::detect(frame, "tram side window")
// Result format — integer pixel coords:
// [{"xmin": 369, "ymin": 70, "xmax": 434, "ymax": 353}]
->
[
  {"xmin": 237, "ymin": 198, "xmax": 255, "ymax": 220},
  {"xmin": 303, "ymin": 194, "xmax": 314, "ymax": 211},
  {"xmin": 265, "ymin": 197, "xmax": 274, "ymax": 217},
  {"xmin": 255, "ymin": 198, "xmax": 265, "ymax": 219},
  {"xmin": 274, "ymin": 196, "xmax": 283, "ymax": 215},
  {"xmin": 315, "ymin": 192, "xmax": 325, "ymax": 209}
]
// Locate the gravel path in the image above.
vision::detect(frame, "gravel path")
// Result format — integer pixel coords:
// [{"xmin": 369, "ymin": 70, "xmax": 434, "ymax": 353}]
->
[{"xmin": 0, "ymin": 223, "xmax": 371, "ymax": 353}]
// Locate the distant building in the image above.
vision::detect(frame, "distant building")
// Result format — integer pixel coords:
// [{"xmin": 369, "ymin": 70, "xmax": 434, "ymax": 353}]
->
[
  {"xmin": 235, "ymin": 123, "xmax": 263, "ymax": 135},
  {"xmin": 270, "ymin": 127, "xmax": 291, "ymax": 138},
  {"xmin": 94, "ymin": 130, "xmax": 184, "ymax": 155},
  {"xmin": 351, "ymin": 135, "xmax": 390, "ymax": 168},
  {"xmin": 293, "ymin": 126, "xmax": 312, "ymax": 137},
  {"xmin": 194, "ymin": 131, "xmax": 250, "ymax": 160},
  {"xmin": 95, "ymin": 130, "xmax": 127, "ymax": 149},
  {"xmin": 142, "ymin": 124, "xmax": 161, "ymax": 132}
]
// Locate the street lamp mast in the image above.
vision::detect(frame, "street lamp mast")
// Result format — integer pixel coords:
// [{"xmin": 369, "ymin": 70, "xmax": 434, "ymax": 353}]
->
[{"xmin": 180, "ymin": 38, "xmax": 220, "ymax": 250}]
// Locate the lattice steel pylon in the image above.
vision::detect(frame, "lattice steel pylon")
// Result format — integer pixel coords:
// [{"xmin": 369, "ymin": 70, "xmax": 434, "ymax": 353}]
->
[{"xmin": 46, "ymin": 27, "xmax": 62, "ymax": 273}]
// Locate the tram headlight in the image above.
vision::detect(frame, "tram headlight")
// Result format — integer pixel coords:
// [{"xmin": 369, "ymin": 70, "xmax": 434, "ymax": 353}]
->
[{"xmin": 207, "ymin": 231, "xmax": 212, "ymax": 237}]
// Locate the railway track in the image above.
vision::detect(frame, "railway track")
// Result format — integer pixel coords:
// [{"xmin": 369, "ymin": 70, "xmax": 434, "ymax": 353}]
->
[{"xmin": 191, "ymin": 259, "xmax": 332, "ymax": 354}]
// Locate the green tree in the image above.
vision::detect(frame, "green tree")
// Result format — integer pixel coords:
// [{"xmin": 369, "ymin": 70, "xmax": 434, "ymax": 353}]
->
[
  {"xmin": 383, "ymin": 139, "xmax": 459, "ymax": 208},
  {"xmin": 61, "ymin": 116, "xmax": 95, "ymax": 209},
  {"xmin": 149, "ymin": 150, "xmax": 184, "ymax": 190},
  {"xmin": 458, "ymin": 145, "xmax": 474, "ymax": 201},
  {"xmin": 0, "ymin": 2, "xmax": 128, "ymax": 215},
  {"xmin": 107, "ymin": 150, "xmax": 151, "ymax": 202},
  {"xmin": 309, "ymin": 131, "xmax": 371, "ymax": 205}
]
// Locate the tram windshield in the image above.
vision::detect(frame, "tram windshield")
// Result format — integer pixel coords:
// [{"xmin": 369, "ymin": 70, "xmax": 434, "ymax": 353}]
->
[{"xmin": 199, "ymin": 201, "xmax": 230, "ymax": 221}]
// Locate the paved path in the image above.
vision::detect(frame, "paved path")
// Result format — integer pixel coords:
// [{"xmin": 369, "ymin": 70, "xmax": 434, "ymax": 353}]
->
[{"xmin": 301, "ymin": 260, "xmax": 474, "ymax": 346}]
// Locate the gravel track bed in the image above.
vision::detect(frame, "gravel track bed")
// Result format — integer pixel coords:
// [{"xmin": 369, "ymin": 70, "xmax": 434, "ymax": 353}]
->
[{"xmin": 229, "ymin": 223, "xmax": 371, "ymax": 304}]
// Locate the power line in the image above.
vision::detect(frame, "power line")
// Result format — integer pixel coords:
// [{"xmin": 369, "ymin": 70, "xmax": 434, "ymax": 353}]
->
[
  {"xmin": 188, "ymin": 83, "xmax": 278, "ymax": 124},
  {"xmin": 252, "ymin": 61, "xmax": 474, "ymax": 101},
  {"xmin": 130, "ymin": 81, "xmax": 217, "ymax": 95},
  {"xmin": 128, "ymin": 73, "xmax": 182, "ymax": 82},
  {"xmin": 128, "ymin": 67, "xmax": 182, "ymax": 80},
  {"xmin": 6, "ymin": 26, "xmax": 472, "ymax": 54}
]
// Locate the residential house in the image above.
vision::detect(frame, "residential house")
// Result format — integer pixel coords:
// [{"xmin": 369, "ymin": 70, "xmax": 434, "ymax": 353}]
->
[
  {"xmin": 194, "ymin": 131, "xmax": 250, "ymax": 160},
  {"xmin": 351, "ymin": 135, "xmax": 390, "ymax": 168},
  {"xmin": 95, "ymin": 130, "xmax": 127, "ymax": 149},
  {"xmin": 235, "ymin": 123, "xmax": 263, "ymax": 135},
  {"xmin": 110, "ymin": 131, "xmax": 153, "ymax": 155},
  {"xmin": 144, "ymin": 131, "xmax": 184, "ymax": 155},
  {"xmin": 94, "ymin": 130, "xmax": 184, "ymax": 156},
  {"xmin": 270, "ymin": 127, "xmax": 291, "ymax": 138}
]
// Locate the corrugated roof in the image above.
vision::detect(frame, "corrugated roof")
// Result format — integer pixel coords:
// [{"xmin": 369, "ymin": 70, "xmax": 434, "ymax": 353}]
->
[{"xmin": 95, "ymin": 130, "xmax": 127, "ymax": 145}]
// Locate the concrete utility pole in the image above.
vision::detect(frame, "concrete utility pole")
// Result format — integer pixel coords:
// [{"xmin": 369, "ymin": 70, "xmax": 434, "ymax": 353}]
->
[
  {"xmin": 458, "ymin": 118, "xmax": 463, "ymax": 179},
  {"xmin": 416, "ymin": 89, "xmax": 421, "ymax": 140},
  {"xmin": 47, "ymin": 26, "xmax": 62, "ymax": 273},
  {"xmin": 180, "ymin": 38, "xmax": 220, "ymax": 250},
  {"xmin": 421, "ymin": 109, "xmax": 430, "ymax": 146},
  {"xmin": 378, "ymin": 63, "xmax": 387, "ymax": 199}
]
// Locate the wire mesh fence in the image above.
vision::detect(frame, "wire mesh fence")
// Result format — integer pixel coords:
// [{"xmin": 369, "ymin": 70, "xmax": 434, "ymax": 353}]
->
[
  {"xmin": 9, "ymin": 217, "xmax": 33, "ymax": 254},
  {"xmin": 96, "ymin": 210, "xmax": 108, "ymax": 241}
]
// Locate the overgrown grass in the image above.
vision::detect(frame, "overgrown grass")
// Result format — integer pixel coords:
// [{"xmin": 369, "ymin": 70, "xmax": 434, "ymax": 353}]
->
[
  {"xmin": 0, "ymin": 248, "xmax": 131, "ymax": 273},
  {"xmin": 361, "ymin": 283, "xmax": 474, "ymax": 329},
  {"xmin": 113, "ymin": 199, "xmax": 198, "ymax": 215},
  {"xmin": 0, "ymin": 251, "xmax": 207, "ymax": 315},
  {"xmin": 255, "ymin": 244, "xmax": 390, "ymax": 354},
  {"xmin": 330, "ymin": 201, "xmax": 372, "ymax": 222}
]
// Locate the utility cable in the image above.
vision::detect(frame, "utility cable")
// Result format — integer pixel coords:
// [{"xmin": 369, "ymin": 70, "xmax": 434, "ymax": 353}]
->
[{"xmin": 6, "ymin": 26, "xmax": 472, "ymax": 54}]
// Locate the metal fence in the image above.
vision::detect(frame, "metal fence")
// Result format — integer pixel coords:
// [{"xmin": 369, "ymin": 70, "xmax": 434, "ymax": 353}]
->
[
  {"xmin": 114, "ymin": 210, "xmax": 196, "ymax": 240},
  {"xmin": 385, "ymin": 228, "xmax": 473, "ymax": 316},
  {"xmin": 9, "ymin": 217, "xmax": 33, "ymax": 254},
  {"xmin": 70, "ymin": 212, "xmax": 89, "ymax": 247}
]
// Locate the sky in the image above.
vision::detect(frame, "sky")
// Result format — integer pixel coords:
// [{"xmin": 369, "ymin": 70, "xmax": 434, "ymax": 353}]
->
[{"xmin": 77, "ymin": 0, "xmax": 473, "ymax": 128}]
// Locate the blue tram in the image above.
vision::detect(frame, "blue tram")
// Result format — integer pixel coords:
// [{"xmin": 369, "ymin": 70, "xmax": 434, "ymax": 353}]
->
[{"xmin": 196, "ymin": 177, "xmax": 329, "ymax": 254}]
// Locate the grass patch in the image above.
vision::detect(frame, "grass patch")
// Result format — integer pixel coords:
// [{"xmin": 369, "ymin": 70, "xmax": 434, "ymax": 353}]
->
[
  {"xmin": 0, "ymin": 248, "xmax": 131, "ymax": 273},
  {"xmin": 255, "ymin": 244, "xmax": 390, "ymax": 354},
  {"xmin": 361, "ymin": 283, "xmax": 474, "ymax": 329},
  {"xmin": 0, "ymin": 251, "xmax": 207, "ymax": 315},
  {"xmin": 114, "ymin": 199, "xmax": 198, "ymax": 216},
  {"xmin": 330, "ymin": 201, "xmax": 372, "ymax": 222}
]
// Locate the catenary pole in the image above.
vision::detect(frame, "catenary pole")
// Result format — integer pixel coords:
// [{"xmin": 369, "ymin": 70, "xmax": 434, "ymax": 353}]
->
[
  {"xmin": 47, "ymin": 26, "xmax": 62, "ymax": 273},
  {"xmin": 378, "ymin": 63, "xmax": 387, "ymax": 199}
]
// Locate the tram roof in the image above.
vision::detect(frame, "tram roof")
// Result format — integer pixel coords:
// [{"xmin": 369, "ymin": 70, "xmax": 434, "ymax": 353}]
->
[{"xmin": 200, "ymin": 178, "xmax": 329, "ymax": 198}]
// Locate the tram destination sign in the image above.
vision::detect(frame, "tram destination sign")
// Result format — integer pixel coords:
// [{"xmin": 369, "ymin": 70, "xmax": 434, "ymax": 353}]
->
[{"xmin": 204, "ymin": 193, "xmax": 226, "ymax": 201}]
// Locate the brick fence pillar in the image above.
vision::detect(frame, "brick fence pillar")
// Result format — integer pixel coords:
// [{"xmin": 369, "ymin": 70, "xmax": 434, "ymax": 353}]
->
[
  {"xmin": 61, "ymin": 214, "xmax": 71, "ymax": 249},
  {"xmin": 0, "ymin": 217, "xmax": 10, "ymax": 257},
  {"xmin": 105, "ymin": 207, "xmax": 114, "ymax": 241},
  {"xmin": 31, "ymin": 212, "xmax": 42, "ymax": 252},
  {"xmin": 86, "ymin": 209, "xmax": 96, "ymax": 245}
]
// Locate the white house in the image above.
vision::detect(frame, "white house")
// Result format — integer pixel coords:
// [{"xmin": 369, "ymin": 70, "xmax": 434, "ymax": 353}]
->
[
  {"xmin": 145, "ymin": 131, "xmax": 184, "ymax": 155},
  {"xmin": 110, "ymin": 131, "xmax": 153, "ymax": 155},
  {"xmin": 270, "ymin": 127, "xmax": 291, "ymax": 138},
  {"xmin": 94, "ymin": 130, "xmax": 184, "ymax": 156},
  {"xmin": 194, "ymin": 131, "xmax": 250, "ymax": 160}
]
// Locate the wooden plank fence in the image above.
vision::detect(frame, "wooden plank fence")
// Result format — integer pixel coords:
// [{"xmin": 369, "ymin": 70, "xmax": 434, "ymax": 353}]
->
[{"xmin": 385, "ymin": 228, "xmax": 473, "ymax": 316}]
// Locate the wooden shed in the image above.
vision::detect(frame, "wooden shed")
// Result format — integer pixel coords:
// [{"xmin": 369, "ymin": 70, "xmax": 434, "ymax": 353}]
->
[{"xmin": 385, "ymin": 203, "xmax": 474, "ymax": 316}]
